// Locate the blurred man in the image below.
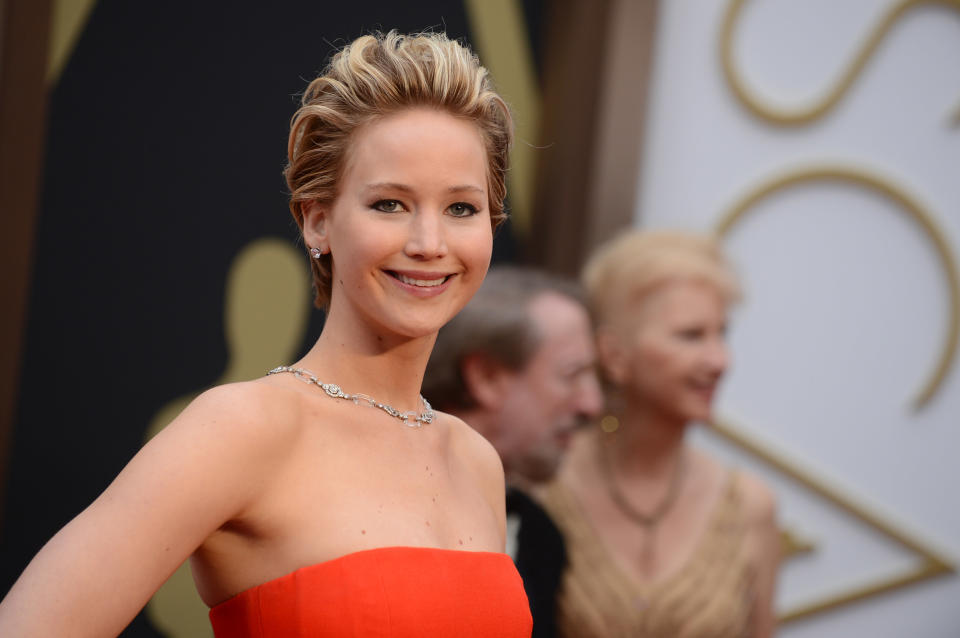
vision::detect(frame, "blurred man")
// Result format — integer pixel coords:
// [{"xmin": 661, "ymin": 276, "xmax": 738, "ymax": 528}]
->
[{"xmin": 423, "ymin": 266, "xmax": 603, "ymax": 638}]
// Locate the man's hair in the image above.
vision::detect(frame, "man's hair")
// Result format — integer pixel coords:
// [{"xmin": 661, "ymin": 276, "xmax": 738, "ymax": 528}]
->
[{"xmin": 423, "ymin": 266, "xmax": 587, "ymax": 411}]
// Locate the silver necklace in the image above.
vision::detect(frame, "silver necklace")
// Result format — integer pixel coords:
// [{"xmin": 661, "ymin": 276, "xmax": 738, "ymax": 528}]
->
[{"xmin": 267, "ymin": 365, "xmax": 434, "ymax": 428}]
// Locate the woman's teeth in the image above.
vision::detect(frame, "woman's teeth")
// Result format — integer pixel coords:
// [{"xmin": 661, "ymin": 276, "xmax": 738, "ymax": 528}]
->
[{"xmin": 396, "ymin": 273, "xmax": 446, "ymax": 287}]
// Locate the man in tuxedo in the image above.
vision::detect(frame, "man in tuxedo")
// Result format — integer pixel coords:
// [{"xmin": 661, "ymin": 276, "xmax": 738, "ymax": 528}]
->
[{"xmin": 423, "ymin": 266, "xmax": 603, "ymax": 638}]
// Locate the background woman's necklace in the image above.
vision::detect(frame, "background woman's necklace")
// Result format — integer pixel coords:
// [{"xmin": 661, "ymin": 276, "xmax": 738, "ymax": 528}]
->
[
  {"xmin": 268, "ymin": 365, "xmax": 434, "ymax": 428},
  {"xmin": 598, "ymin": 435, "xmax": 686, "ymax": 575}
]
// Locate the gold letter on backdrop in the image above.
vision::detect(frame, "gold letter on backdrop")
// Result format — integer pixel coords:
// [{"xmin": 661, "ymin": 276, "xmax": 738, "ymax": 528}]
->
[{"xmin": 720, "ymin": 0, "xmax": 960, "ymax": 127}]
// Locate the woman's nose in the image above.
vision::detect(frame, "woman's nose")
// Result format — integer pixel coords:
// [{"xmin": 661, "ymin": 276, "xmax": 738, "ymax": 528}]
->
[
  {"xmin": 705, "ymin": 338, "xmax": 729, "ymax": 374},
  {"xmin": 404, "ymin": 210, "xmax": 448, "ymax": 260}
]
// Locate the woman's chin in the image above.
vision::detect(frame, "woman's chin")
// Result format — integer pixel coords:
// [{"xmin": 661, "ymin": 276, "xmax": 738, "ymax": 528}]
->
[
  {"xmin": 381, "ymin": 315, "xmax": 451, "ymax": 341},
  {"xmin": 673, "ymin": 398, "xmax": 714, "ymax": 425},
  {"xmin": 687, "ymin": 405, "xmax": 714, "ymax": 424},
  {"xmin": 348, "ymin": 299, "xmax": 459, "ymax": 342}
]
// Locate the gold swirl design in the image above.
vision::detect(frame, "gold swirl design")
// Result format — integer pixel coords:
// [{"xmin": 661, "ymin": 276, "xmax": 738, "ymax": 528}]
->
[
  {"xmin": 710, "ymin": 416, "xmax": 954, "ymax": 621},
  {"xmin": 715, "ymin": 165, "xmax": 960, "ymax": 409},
  {"xmin": 720, "ymin": 0, "xmax": 960, "ymax": 127}
]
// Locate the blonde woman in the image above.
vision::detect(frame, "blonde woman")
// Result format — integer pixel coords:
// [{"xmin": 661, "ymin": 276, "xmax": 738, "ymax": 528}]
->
[
  {"xmin": 540, "ymin": 230, "xmax": 780, "ymax": 638},
  {"xmin": 0, "ymin": 32, "xmax": 532, "ymax": 637}
]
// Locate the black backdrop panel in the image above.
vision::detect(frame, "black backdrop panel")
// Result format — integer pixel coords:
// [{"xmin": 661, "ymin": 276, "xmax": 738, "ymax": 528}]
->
[{"xmin": 2, "ymin": 1, "xmax": 539, "ymax": 635}]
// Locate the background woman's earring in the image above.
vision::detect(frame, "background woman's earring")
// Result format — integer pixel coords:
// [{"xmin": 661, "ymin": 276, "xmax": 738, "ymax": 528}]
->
[{"xmin": 310, "ymin": 247, "xmax": 322, "ymax": 259}]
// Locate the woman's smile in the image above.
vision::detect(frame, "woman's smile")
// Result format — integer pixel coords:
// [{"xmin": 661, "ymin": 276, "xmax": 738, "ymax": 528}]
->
[{"xmin": 385, "ymin": 269, "xmax": 458, "ymax": 297}]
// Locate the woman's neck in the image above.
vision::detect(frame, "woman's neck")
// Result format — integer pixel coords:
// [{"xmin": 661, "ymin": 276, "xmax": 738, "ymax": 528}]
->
[
  {"xmin": 294, "ymin": 307, "xmax": 437, "ymax": 413},
  {"xmin": 606, "ymin": 400, "xmax": 687, "ymax": 477}
]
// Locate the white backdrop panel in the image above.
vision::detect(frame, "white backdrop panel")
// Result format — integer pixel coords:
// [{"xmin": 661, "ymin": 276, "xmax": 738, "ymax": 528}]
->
[{"xmin": 636, "ymin": 1, "xmax": 960, "ymax": 636}]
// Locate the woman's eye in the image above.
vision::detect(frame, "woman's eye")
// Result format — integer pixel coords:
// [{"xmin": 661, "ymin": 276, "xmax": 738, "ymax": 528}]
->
[
  {"xmin": 448, "ymin": 202, "xmax": 479, "ymax": 217},
  {"xmin": 677, "ymin": 328, "xmax": 704, "ymax": 341},
  {"xmin": 372, "ymin": 199, "xmax": 404, "ymax": 213}
]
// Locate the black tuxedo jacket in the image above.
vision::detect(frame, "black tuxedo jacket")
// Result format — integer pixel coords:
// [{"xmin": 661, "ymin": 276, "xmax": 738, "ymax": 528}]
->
[{"xmin": 506, "ymin": 487, "xmax": 566, "ymax": 638}]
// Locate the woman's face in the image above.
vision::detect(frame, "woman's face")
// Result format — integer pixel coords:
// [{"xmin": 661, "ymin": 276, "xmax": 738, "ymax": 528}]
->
[
  {"xmin": 606, "ymin": 279, "xmax": 730, "ymax": 424},
  {"xmin": 305, "ymin": 108, "xmax": 493, "ymax": 339}
]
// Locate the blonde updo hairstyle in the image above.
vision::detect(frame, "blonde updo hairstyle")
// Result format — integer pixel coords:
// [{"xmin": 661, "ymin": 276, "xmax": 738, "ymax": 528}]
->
[
  {"xmin": 583, "ymin": 230, "xmax": 741, "ymax": 333},
  {"xmin": 285, "ymin": 31, "xmax": 514, "ymax": 308}
]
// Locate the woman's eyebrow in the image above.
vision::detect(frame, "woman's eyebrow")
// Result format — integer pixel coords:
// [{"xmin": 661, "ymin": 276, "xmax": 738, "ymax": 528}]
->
[
  {"xmin": 361, "ymin": 183, "xmax": 486, "ymax": 196},
  {"xmin": 362, "ymin": 182, "xmax": 413, "ymax": 194},
  {"xmin": 447, "ymin": 185, "xmax": 485, "ymax": 195}
]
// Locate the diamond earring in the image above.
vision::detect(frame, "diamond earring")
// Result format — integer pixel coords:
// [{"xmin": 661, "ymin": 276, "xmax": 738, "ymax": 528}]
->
[{"xmin": 310, "ymin": 247, "xmax": 323, "ymax": 259}]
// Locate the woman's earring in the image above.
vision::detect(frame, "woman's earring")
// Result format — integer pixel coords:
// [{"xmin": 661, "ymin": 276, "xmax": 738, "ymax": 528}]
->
[{"xmin": 310, "ymin": 247, "xmax": 323, "ymax": 259}]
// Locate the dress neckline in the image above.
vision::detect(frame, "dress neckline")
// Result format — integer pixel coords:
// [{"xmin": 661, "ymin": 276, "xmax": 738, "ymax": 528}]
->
[
  {"xmin": 211, "ymin": 545, "xmax": 512, "ymax": 608},
  {"xmin": 555, "ymin": 468, "xmax": 739, "ymax": 594}
]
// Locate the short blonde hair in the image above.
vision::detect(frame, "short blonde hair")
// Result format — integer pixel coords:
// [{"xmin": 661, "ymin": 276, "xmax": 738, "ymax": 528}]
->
[
  {"xmin": 582, "ymin": 230, "xmax": 740, "ymax": 326},
  {"xmin": 284, "ymin": 31, "xmax": 513, "ymax": 308}
]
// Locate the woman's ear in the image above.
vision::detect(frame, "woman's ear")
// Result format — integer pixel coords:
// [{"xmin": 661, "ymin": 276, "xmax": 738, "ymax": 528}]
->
[
  {"xmin": 596, "ymin": 325, "xmax": 628, "ymax": 386},
  {"xmin": 302, "ymin": 200, "xmax": 329, "ymax": 253}
]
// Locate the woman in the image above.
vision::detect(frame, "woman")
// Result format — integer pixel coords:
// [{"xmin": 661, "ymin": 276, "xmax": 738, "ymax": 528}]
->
[
  {"xmin": 539, "ymin": 231, "xmax": 780, "ymax": 638},
  {"xmin": 0, "ymin": 32, "xmax": 531, "ymax": 637}
]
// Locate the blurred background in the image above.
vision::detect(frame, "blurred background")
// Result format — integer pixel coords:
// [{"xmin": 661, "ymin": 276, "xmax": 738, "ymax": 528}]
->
[{"xmin": 1, "ymin": 0, "xmax": 957, "ymax": 636}]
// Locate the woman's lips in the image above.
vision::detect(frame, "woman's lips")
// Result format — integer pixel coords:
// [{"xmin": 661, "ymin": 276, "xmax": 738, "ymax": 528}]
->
[
  {"xmin": 385, "ymin": 269, "xmax": 455, "ymax": 297},
  {"xmin": 689, "ymin": 379, "xmax": 718, "ymax": 402}
]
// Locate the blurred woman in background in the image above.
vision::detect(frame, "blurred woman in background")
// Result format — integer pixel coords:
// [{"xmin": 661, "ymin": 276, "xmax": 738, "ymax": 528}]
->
[{"xmin": 540, "ymin": 230, "xmax": 780, "ymax": 638}]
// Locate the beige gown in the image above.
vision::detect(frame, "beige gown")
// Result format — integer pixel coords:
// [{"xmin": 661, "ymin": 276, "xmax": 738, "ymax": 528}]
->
[{"xmin": 540, "ymin": 470, "xmax": 755, "ymax": 638}]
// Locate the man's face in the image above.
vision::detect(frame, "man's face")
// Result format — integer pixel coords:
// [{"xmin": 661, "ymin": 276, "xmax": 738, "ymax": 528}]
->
[{"xmin": 495, "ymin": 293, "xmax": 603, "ymax": 483}]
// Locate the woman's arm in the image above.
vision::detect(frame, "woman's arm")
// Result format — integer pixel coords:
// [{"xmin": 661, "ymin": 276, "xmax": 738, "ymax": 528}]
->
[
  {"xmin": 0, "ymin": 382, "xmax": 296, "ymax": 637},
  {"xmin": 741, "ymin": 473, "xmax": 781, "ymax": 638}
]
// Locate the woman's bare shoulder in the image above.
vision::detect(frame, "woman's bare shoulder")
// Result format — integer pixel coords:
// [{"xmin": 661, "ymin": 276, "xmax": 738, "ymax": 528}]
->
[
  {"xmin": 442, "ymin": 412, "xmax": 505, "ymax": 492},
  {"xmin": 144, "ymin": 378, "xmax": 306, "ymax": 461},
  {"xmin": 690, "ymin": 449, "xmax": 776, "ymax": 522},
  {"xmin": 735, "ymin": 469, "xmax": 777, "ymax": 525},
  {"xmin": 157, "ymin": 377, "xmax": 312, "ymax": 460},
  {"xmin": 444, "ymin": 411, "xmax": 503, "ymax": 468}
]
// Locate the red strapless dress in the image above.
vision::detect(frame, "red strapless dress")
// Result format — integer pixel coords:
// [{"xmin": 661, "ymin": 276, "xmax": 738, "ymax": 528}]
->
[{"xmin": 209, "ymin": 546, "xmax": 532, "ymax": 637}]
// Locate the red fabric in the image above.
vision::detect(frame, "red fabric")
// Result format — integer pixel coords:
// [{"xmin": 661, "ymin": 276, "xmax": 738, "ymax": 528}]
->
[{"xmin": 209, "ymin": 546, "xmax": 532, "ymax": 637}]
